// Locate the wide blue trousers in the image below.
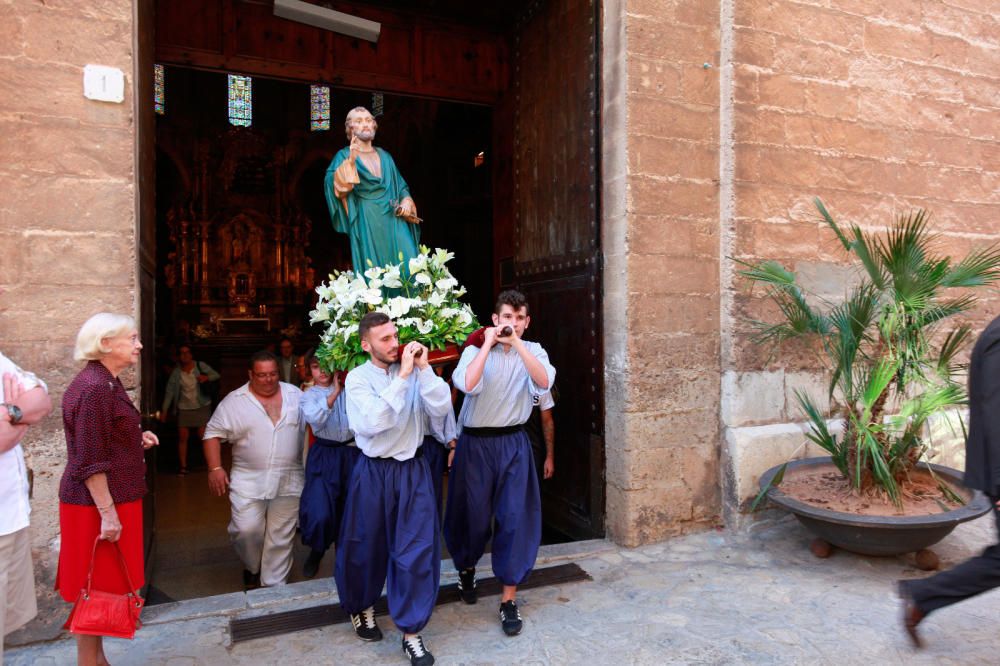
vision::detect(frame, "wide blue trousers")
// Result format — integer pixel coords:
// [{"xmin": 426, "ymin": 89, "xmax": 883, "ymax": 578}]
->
[
  {"xmin": 299, "ymin": 440, "xmax": 360, "ymax": 553},
  {"xmin": 334, "ymin": 453, "xmax": 441, "ymax": 634},
  {"xmin": 421, "ymin": 435, "xmax": 448, "ymax": 520},
  {"xmin": 443, "ymin": 431, "xmax": 541, "ymax": 586}
]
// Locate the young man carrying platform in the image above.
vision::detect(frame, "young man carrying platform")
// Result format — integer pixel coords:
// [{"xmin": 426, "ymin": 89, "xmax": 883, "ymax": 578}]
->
[
  {"xmin": 336, "ymin": 312, "xmax": 452, "ymax": 666},
  {"xmin": 445, "ymin": 289, "xmax": 556, "ymax": 636}
]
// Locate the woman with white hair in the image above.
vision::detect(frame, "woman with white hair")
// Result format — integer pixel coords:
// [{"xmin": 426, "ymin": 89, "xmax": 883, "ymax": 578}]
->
[{"xmin": 57, "ymin": 313, "xmax": 158, "ymax": 665}]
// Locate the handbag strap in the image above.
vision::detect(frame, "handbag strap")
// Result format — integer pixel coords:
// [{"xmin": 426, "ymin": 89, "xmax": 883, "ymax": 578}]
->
[{"xmin": 85, "ymin": 535, "xmax": 138, "ymax": 597}]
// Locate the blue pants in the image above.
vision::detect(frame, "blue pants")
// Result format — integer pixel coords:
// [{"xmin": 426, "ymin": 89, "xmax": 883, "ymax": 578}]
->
[
  {"xmin": 422, "ymin": 435, "xmax": 448, "ymax": 520},
  {"xmin": 334, "ymin": 453, "xmax": 440, "ymax": 635},
  {"xmin": 299, "ymin": 440, "xmax": 360, "ymax": 553},
  {"xmin": 443, "ymin": 430, "xmax": 541, "ymax": 586}
]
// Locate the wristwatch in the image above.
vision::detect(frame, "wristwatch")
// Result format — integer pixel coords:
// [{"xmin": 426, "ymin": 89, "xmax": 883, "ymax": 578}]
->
[{"xmin": 3, "ymin": 403, "xmax": 23, "ymax": 425}]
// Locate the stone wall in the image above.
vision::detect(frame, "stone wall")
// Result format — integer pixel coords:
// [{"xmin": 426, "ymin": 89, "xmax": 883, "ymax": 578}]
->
[
  {"xmin": 603, "ymin": 0, "xmax": 724, "ymax": 547},
  {"xmin": 0, "ymin": 0, "xmax": 137, "ymax": 638},
  {"xmin": 721, "ymin": 0, "xmax": 1000, "ymax": 516}
]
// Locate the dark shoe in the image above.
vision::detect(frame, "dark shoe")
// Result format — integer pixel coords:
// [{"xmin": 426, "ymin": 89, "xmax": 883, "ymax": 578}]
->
[
  {"xmin": 350, "ymin": 606, "xmax": 383, "ymax": 642},
  {"xmin": 898, "ymin": 581, "xmax": 925, "ymax": 649},
  {"xmin": 458, "ymin": 567, "xmax": 477, "ymax": 604},
  {"xmin": 499, "ymin": 599, "xmax": 523, "ymax": 636},
  {"xmin": 242, "ymin": 569, "xmax": 261, "ymax": 589},
  {"xmin": 303, "ymin": 549, "xmax": 324, "ymax": 579},
  {"xmin": 401, "ymin": 634, "xmax": 435, "ymax": 666}
]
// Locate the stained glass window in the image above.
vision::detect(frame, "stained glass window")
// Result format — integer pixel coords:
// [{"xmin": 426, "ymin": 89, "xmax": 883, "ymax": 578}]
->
[
  {"xmin": 371, "ymin": 91, "xmax": 384, "ymax": 117},
  {"xmin": 310, "ymin": 85, "xmax": 330, "ymax": 131},
  {"xmin": 154, "ymin": 64, "xmax": 165, "ymax": 115},
  {"xmin": 228, "ymin": 74, "xmax": 252, "ymax": 127}
]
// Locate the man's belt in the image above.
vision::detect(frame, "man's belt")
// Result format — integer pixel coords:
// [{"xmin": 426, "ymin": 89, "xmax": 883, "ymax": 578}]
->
[
  {"xmin": 462, "ymin": 424, "xmax": 525, "ymax": 437},
  {"xmin": 313, "ymin": 437, "xmax": 355, "ymax": 448}
]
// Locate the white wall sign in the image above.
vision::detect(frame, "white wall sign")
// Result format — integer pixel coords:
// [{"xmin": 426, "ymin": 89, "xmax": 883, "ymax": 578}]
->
[{"xmin": 83, "ymin": 65, "xmax": 125, "ymax": 103}]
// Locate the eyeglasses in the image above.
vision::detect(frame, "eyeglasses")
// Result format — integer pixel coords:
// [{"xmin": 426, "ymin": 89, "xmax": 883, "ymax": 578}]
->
[{"xmin": 252, "ymin": 372, "xmax": 279, "ymax": 379}]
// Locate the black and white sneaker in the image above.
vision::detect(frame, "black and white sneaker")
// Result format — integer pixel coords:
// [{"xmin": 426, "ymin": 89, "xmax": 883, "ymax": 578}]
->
[
  {"xmin": 401, "ymin": 634, "xmax": 435, "ymax": 666},
  {"xmin": 350, "ymin": 606, "xmax": 383, "ymax": 642},
  {"xmin": 499, "ymin": 600, "xmax": 523, "ymax": 636},
  {"xmin": 457, "ymin": 568, "xmax": 477, "ymax": 604}
]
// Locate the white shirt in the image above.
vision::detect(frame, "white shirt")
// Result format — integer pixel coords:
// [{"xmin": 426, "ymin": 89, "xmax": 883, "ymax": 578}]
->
[
  {"xmin": 204, "ymin": 381, "xmax": 305, "ymax": 500},
  {"xmin": 300, "ymin": 385, "xmax": 353, "ymax": 443},
  {"xmin": 0, "ymin": 352, "xmax": 47, "ymax": 536},
  {"xmin": 453, "ymin": 341, "xmax": 556, "ymax": 428},
  {"xmin": 345, "ymin": 361, "xmax": 452, "ymax": 461}
]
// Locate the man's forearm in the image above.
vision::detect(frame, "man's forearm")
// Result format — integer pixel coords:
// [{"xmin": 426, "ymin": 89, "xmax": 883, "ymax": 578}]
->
[
  {"xmin": 515, "ymin": 342, "xmax": 550, "ymax": 389},
  {"xmin": 542, "ymin": 410, "xmax": 555, "ymax": 456},
  {"xmin": 9, "ymin": 386, "xmax": 52, "ymax": 424}
]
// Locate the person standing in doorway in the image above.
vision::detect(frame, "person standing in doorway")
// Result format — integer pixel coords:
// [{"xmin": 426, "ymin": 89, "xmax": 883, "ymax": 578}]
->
[
  {"xmin": 203, "ymin": 351, "xmax": 304, "ymax": 589},
  {"xmin": 0, "ymin": 352, "xmax": 52, "ymax": 662},
  {"xmin": 445, "ymin": 289, "xmax": 556, "ymax": 637},
  {"xmin": 899, "ymin": 314, "xmax": 1000, "ymax": 647},
  {"xmin": 336, "ymin": 312, "xmax": 451, "ymax": 666},
  {"xmin": 160, "ymin": 344, "xmax": 219, "ymax": 475},
  {"xmin": 277, "ymin": 338, "xmax": 297, "ymax": 384}
]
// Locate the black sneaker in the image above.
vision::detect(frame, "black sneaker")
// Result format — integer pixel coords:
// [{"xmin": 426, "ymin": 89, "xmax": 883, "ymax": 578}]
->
[
  {"xmin": 350, "ymin": 606, "xmax": 383, "ymax": 642},
  {"xmin": 499, "ymin": 600, "xmax": 522, "ymax": 636},
  {"xmin": 303, "ymin": 549, "xmax": 323, "ymax": 579},
  {"xmin": 401, "ymin": 634, "xmax": 435, "ymax": 666},
  {"xmin": 457, "ymin": 568, "xmax": 477, "ymax": 604},
  {"xmin": 242, "ymin": 569, "xmax": 260, "ymax": 589}
]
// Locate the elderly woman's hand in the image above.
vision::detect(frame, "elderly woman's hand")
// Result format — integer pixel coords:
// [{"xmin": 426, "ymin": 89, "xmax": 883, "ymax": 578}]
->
[
  {"xmin": 141, "ymin": 430, "xmax": 159, "ymax": 450},
  {"xmin": 98, "ymin": 505, "xmax": 122, "ymax": 542}
]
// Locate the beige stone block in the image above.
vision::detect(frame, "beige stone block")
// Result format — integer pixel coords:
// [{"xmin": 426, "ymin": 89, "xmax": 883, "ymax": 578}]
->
[
  {"xmin": 965, "ymin": 42, "xmax": 1000, "ymax": 81},
  {"xmin": 724, "ymin": 422, "xmax": 810, "ymax": 505},
  {"xmin": 615, "ymin": 409, "xmax": 720, "ymax": 450},
  {"xmin": 733, "ymin": 65, "xmax": 759, "ymax": 105},
  {"xmin": 748, "ymin": 0, "xmax": 864, "ymax": 50},
  {"xmin": 27, "ymin": 0, "xmax": 133, "ymax": 21},
  {"xmin": 782, "ymin": 370, "xmax": 832, "ymax": 421},
  {"xmin": 23, "ymin": 7, "xmax": 131, "ymax": 67},
  {"xmin": 630, "ymin": 96, "xmax": 718, "ymax": 142},
  {"xmin": 721, "ymin": 370, "xmax": 785, "ymax": 426},
  {"xmin": 924, "ymin": 409, "xmax": 968, "ymax": 471},
  {"xmin": 629, "ymin": 213, "xmax": 717, "ymax": 257},
  {"xmin": 827, "ymin": 0, "xmax": 923, "ymax": 27},
  {"xmin": 679, "ymin": 64, "xmax": 718, "ymax": 106},
  {"xmin": 863, "ymin": 22, "xmax": 932, "ymax": 62},
  {"xmin": 628, "ymin": 176, "xmax": 717, "ymax": 218},
  {"xmin": 626, "ymin": 15, "xmax": 718, "ymax": 64},
  {"xmin": 627, "ymin": 294, "xmax": 719, "ymax": 336},
  {"xmin": 803, "ymin": 81, "xmax": 858, "ymax": 121},
  {"xmin": 0, "ymin": 119, "xmax": 134, "ymax": 179},
  {"xmin": 757, "ymin": 72, "xmax": 807, "ymax": 112},
  {"xmin": 793, "ymin": 260, "xmax": 862, "ymax": 307},
  {"xmin": 629, "ymin": 254, "xmax": 719, "ymax": 295},
  {"xmin": 0, "ymin": 60, "xmax": 132, "ymax": 127},
  {"xmin": 921, "ymin": 1, "xmax": 998, "ymax": 45},
  {"xmin": 733, "ymin": 27, "xmax": 776, "ymax": 68},
  {"xmin": 627, "ymin": 56, "xmax": 682, "ymax": 98},
  {"xmin": 0, "ymin": 174, "xmax": 135, "ymax": 233},
  {"xmin": 17, "ymin": 232, "xmax": 135, "ymax": 287},
  {"xmin": 626, "ymin": 368, "xmax": 719, "ymax": 414},
  {"xmin": 629, "ymin": 135, "xmax": 718, "ymax": 181},
  {"xmin": 0, "ymin": 4, "xmax": 25, "ymax": 57},
  {"xmin": 771, "ymin": 36, "xmax": 850, "ymax": 79}
]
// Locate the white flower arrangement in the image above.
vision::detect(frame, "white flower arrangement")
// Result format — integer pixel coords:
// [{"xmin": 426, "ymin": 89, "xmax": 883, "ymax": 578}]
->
[{"xmin": 310, "ymin": 245, "xmax": 479, "ymax": 371}]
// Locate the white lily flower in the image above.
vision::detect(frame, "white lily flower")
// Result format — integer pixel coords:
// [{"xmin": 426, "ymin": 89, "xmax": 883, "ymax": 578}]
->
[
  {"xmin": 432, "ymin": 247, "xmax": 454, "ymax": 267},
  {"xmin": 360, "ymin": 289, "xmax": 383, "ymax": 305},
  {"xmin": 409, "ymin": 254, "xmax": 428, "ymax": 273},
  {"xmin": 364, "ymin": 266, "xmax": 385, "ymax": 280},
  {"xmin": 382, "ymin": 265, "xmax": 404, "ymax": 288},
  {"xmin": 309, "ymin": 303, "xmax": 331, "ymax": 323},
  {"xmin": 457, "ymin": 309, "xmax": 473, "ymax": 326},
  {"xmin": 368, "ymin": 277, "xmax": 383, "ymax": 290},
  {"xmin": 417, "ymin": 319, "xmax": 434, "ymax": 334},
  {"xmin": 414, "ymin": 272, "xmax": 432, "ymax": 285},
  {"xmin": 435, "ymin": 277, "xmax": 458, "ymax": 292},
  {"xmin": 428, "ymin": 291, "xmax": 446, "ymax": 307},
  {"xmin": 386, "ymin": 296, "xmax": 412, "ymax": 319}
]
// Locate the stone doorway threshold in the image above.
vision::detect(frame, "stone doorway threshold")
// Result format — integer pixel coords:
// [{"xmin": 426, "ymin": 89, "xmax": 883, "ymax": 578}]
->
[{"xmin": 139, "ymin": 539, "xmax": 614, "ymax": 639}]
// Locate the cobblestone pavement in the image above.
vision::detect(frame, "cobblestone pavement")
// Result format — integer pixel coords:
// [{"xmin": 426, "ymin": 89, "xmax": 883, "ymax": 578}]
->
[{"xmin": 9, "ymin": 512, "xmax": 1000, "ymax": 665}]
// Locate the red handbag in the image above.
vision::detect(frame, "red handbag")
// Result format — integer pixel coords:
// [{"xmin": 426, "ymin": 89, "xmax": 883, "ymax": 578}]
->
[{"xmin": 63, "ymin": 536, "xmax": 144, "ymax": 639}]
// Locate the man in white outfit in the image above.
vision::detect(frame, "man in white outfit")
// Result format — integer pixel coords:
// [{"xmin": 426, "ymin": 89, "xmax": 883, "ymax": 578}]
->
[
  {"xmin": 203, "ymin": 350, "xmax": 304, "ymax": 588},
  {"xmin": 0, "ymin": 351, "xmax": 52, "ymax": 661}
]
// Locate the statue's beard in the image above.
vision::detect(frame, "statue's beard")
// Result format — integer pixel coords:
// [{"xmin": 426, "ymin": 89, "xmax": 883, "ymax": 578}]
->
[{"xmin": 355, "ymin": 129, "xmax": 375, "ymax": 142}]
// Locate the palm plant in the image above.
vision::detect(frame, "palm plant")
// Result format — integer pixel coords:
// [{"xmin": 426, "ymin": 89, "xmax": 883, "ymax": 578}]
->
[{"xmin": 743, "ymin": 198, "xmax": 1000, "ymax": 508}]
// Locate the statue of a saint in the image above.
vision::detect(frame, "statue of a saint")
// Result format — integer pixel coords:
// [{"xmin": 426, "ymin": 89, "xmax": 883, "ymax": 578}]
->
[{"xmin": 324, "ymin": 107, "xmax": 420, "ymax": 275}]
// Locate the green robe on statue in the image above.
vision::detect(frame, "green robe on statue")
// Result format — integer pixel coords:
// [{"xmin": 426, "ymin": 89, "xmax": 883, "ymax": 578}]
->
[{"xmin": 324, "ymin": 146, "xmax": 420, "ymax": 274}]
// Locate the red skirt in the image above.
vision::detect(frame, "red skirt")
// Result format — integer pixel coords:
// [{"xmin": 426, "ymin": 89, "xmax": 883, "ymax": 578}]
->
[{"xmin": 55, "ymin": 499, "xmax": 145, "ymax": 603}]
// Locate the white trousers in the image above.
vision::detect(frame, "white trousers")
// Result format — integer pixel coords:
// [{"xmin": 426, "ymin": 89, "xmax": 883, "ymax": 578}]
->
[
  {"xmin": 1, "ymin": 526, "xmax": 36, "ymax": 662},
  {"xmin": 228, "ymin": 492, "xmax": 300, "ymax": 587}
]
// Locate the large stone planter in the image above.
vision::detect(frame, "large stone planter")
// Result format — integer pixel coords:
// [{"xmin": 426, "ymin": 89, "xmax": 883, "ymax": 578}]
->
[{"xmin": 759, "ymin": 457, "xmax": 992, "ymax": 556}]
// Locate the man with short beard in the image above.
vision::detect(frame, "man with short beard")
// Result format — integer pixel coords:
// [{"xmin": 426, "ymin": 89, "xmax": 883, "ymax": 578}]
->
[
  {"xmin": 336, "ymin": 312, "xmax": 451, "ymax": 666},
  {"xmin": 203, "ymin": 351, "xmax": 304, "ymax": 588},
  {"xmin": 323, "ymin": 106, "xmax": 421, "ymax": 274}
]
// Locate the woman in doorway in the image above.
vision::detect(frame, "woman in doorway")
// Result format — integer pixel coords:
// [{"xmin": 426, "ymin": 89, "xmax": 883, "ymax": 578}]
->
[
  {"xmin": 160, "ymin": 344, "xmax": 219, "ymax": 475},
  {"xmin": 57, "ymin": 313, "xmax": 159, "ymax": 666}
]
